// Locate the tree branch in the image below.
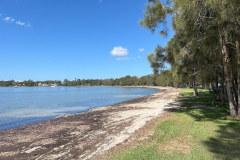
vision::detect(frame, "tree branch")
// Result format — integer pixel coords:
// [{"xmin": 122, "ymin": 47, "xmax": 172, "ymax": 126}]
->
[
  {"xmin": 163, "ymin": 6, "xmax": 181, "ymax": 13},
  {"xmin": 189, "ymin": 70, "xmax": 201, "ymax": 77}
]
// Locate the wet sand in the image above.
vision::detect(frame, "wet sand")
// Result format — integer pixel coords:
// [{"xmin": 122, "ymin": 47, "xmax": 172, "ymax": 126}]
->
[{"xmin": 0, "ymin": 87, "xmax": 180, "ymax": 160}]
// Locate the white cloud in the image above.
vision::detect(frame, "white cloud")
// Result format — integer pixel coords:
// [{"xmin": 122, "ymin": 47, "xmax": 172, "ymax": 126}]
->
[
  {"xmin": 16, "ymin": 21, "xmax": 25, "ymax": 26},
  {"xmin": 4, "ymin": 17, "xmax": 12, "ymax": 22},
  {"xmin": 16, "ymin": 21, "xmax": 31, "ymax": 27},
  {"xmin": 117, "ymin": 58, "xmax": 130, "ymax": 60},
  {"xmin": 138, "ymin": 48, "xmax": 144, "ymax": 52},
  {"xmin": 110, "ymin": 46, "xmax": 129, "ymax": 56},
  {"xmin": 138, "ymin": 56, "xmax": 141, "ymax": 58},
  {"xmin": 2, "ymin": 15, "xmax": 31, "ymax": 27},
  {"xmin": 4, "ymin": 17, "xmax": 15, "ymax": 23}
]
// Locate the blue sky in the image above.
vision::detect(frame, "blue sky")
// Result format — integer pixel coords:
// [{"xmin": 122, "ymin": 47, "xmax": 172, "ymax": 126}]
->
[{"xmin": 0, "ymin": 0, "xmax": 174, "ymax": 81}]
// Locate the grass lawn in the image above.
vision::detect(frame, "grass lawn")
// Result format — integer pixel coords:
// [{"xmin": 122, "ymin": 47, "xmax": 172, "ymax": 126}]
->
[
  {"xmin": 177, "ymin": 88, "xmax": 229, "ymax": 108},
  {"xmin": 110, "ymin": 88, "xmax": 240, "ymax": 160}
]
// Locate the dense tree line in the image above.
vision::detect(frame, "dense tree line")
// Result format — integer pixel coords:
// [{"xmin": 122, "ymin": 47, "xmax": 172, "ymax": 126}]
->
[
  {"xmin": 0, "ymin": 80, "xmax": 62, "ymax": 87},
  {"xmin": 141, "ymin": 0, "xmax": 240, "ymax": 117},
  {"xmin": 0, "ymin": 75, "xmax": 159, "ymax": 87}
]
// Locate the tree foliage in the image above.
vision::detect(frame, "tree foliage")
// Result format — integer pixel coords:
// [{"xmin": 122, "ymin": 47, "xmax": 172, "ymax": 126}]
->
[{"xmin": 141, "ymin": 0, "xmax": 240, "ymax": 117}]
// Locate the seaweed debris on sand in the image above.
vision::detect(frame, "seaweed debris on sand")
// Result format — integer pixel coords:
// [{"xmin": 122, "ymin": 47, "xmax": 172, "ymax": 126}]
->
[{"xmin": 0, "ymin": 87, "xmax": 180, "ymax": 160}]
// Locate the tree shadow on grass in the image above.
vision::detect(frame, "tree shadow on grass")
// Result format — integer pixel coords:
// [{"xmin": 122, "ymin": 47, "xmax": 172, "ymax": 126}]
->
[
  {"xmin": 205, "ymin": 124, "xmax": 240, "ymax": 160},
  {"xmin": 173, "ymin": 89, "xmax": 240, "ymax": 159},
  {"xmin": 178, "ymin": 90, "xmax": 228, "ymax": 108},
  {"xmin": 177, "ymin": 91, "xmax": 213, "ymax": 107},
  {"xmin": 175, "ymin": 106, "xmax": 240, "ymax": 160}
]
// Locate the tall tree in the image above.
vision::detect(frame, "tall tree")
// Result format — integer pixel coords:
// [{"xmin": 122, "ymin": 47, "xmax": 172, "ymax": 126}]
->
[{"xmin": 141, "ymin": 0, "xmax": 240, "ymax": 117}]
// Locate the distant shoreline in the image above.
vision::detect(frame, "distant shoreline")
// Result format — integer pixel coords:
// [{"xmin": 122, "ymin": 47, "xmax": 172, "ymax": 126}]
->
[{"xmin": 0, "ymin": 85, "xmax": 162, "ymax": 87}]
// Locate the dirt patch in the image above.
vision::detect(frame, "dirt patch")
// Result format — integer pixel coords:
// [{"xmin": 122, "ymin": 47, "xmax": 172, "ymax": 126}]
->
[
  {"xmin": 161, "ymin": 135, "xmax": 193, "ymax": 155},
  {"xmin": 0, "ymin": 87, "xmax": 180, "ymax": 160}
]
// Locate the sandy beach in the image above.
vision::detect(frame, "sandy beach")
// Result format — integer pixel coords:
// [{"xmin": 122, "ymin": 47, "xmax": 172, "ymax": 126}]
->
[{"xmin": 0, "ymin": 87, "xmax": 180, "ymax": 160}]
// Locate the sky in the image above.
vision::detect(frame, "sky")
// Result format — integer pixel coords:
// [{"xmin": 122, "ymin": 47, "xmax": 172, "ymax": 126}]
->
[{"xmin": 0, "ymin": 0, "xmax": 174, "ymax": 81}]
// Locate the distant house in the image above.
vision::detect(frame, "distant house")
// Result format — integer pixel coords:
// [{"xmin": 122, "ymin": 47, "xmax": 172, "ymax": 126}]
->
[
  {"xmin": 38, "ymin": 83, "xmax": 48, "ymax": 87},
  {"xmin": 51, "ymin": 83, "xmax": 58, "ymax": 87}
]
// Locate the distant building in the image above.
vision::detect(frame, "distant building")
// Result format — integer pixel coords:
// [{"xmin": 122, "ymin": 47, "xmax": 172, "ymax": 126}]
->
[
  {"xmin": 51, "ymin": 83, "xmax": 58, "ymax": 87},
  {"xmin": 38, "ymin": 83, "xmax": 48, "ymax": 87}
]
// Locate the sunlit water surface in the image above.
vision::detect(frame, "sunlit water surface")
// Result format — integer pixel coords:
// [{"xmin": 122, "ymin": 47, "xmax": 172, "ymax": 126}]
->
[{"xmin": 0, "ymin": 86, "xmax": 159, "ymax": 131}]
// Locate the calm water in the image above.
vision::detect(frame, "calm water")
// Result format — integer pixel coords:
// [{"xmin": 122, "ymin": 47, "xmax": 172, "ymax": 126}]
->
[{"xmin": 0, "ymin": 86, "xmax": 159, "ymax": 131}]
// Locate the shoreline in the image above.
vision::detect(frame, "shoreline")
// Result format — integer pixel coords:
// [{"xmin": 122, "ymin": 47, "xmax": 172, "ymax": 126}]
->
[
  {"xmin": 0, "ymin": 86, "xmax": 180, "ymax": 160},
  {"xmin": 0, "ymin": 86, "xmax": 160, "ymax": 131},
  {"xmin": 0, "ymin": 85, "xmax": 164, "ymax": 88}
]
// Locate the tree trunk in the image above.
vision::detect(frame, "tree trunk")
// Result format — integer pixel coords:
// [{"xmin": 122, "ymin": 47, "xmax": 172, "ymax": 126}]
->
[
  {"xmin": 193, "ymin": 77, "xmax": 198, "ymax": 96},
  {"xmin": 220, "ymin": 33, "xmax": 238, "ymax": 117},
  {"xmin": 221, "ymin": 83, "xmax": 224, "ymax": 102},
  {"xmin": 193, "ymin": 87, "xmax": 198, "ymax": 96},
  {"xmin": 224, "ymin": 85, "xmax": 228, "ymax": 103},
  {"xmin": 236, "ymin": 39, "xmax": 240, "ymax": 118},
  {"xmin": 220, "ymin": 70, "xmax": 225, "ymax": 102}
]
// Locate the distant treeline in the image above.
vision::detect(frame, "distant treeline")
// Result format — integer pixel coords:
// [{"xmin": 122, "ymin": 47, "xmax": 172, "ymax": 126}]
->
[{"xmin": 0, "ymin": 75, "xmax": 161, "ymax": 87}]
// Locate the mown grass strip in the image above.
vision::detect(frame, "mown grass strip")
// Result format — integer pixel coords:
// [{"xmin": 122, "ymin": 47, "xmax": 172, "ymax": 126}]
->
[{"xmin": 110, "ymin": 88, "xmax": 240, "ymax": 160}]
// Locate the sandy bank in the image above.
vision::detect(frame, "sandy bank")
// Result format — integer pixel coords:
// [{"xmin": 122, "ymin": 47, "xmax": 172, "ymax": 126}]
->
[{"xmin": 0, "ymin": 87, "xmax": 180, "ymax": 160}]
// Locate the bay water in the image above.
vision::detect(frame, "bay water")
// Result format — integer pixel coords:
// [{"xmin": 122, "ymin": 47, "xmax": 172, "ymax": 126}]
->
[{"xmin": 0, "ymin": 86, "xmax": 159, "ymax": 131}]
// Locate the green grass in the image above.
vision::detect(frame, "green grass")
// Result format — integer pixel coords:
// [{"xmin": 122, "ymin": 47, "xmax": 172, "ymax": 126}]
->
[
  {"xmin": 110, "ymin": 88, "xmax": 240, "ymax": 160},
  {"xmin": 178, "ymin": 88, "xmax": 229, "ymax": 108}
]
